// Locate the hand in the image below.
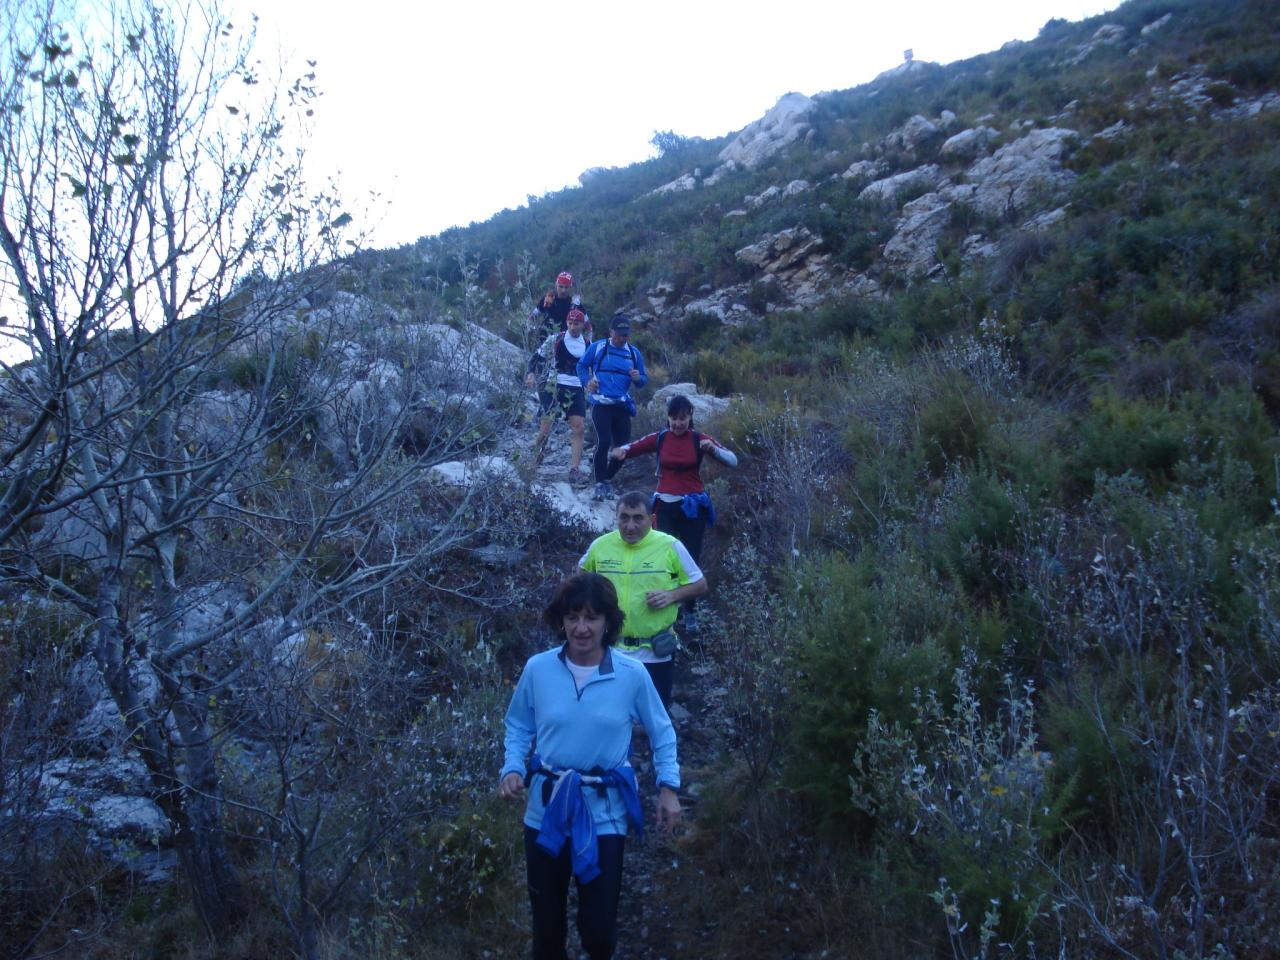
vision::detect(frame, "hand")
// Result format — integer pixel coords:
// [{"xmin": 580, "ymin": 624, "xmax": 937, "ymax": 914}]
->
[
  {"xmin": 629, "ymin": 368, "xmax": 641, "ymax": 382},
  {"xmin": 498, "ymin": 772, "xmax": 526, "ymax": 802},
  {"xmin": 524, "ymin": 373, "xmax": 536, "ymax": 388},
  {"xmin": 656, "ymin": 786, "xmax": 682, "ymax": 834},
  {"xmin": 542, "ymin": 293, "xmax": 554, "ymax": 308},
  {"xmin": 645, "ymin": 589, "xmax": 676, "ymax": 610},
  {"xmin": 699, "ymin": 437, "xmax": 714, "ymax": 451},
  {"xmin": 586, "ymin": 377, "xmax": 599, "ymax": 393},
  {"xmin": 608, "ymin": 447, "xmax": 626, "ymax": 461}
]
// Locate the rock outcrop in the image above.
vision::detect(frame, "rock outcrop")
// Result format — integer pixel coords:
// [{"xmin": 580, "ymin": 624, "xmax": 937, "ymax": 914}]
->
[
  {"xmin": 1066, "ymin": 23, "xmax": 1126, "ymax": 65},
  {"xmin": 881, "ymin": 191, "xmax": 955, "ymax": 276},
  {"xmin": 841, "ymin": 159, "xmax": 885, "ymax": 184},
  {"xmin": 940, "ymin": 125, "xmax": 1000, "ymax": 160},
  {"xmin": 736, "ymin": 227, "xmax": 824, "ymax": 274},
  {"xmin": 650, "ymin": 383, "xmax": 731, "ymax": 420},
  {"xmin": 717, "ymin": 93, "xmax": 816, "ymax": 170},
  {"xmin": 648, "ymin": 173, "xmax": 697, "ymax": 196},
  {"xmin": 964, "ymin": 127, "xmax": 1079, "ymax": 219},
  {"xmin": 873, "ymin": 59, "xmax": 938, "ymax": 83},
  {"xmin": 884, "ymin": 114, "xmax": 941, "ymax": 158},
  {"xmin": 859, "ymin": 165, "xmax": 945, "ymax": 204}
]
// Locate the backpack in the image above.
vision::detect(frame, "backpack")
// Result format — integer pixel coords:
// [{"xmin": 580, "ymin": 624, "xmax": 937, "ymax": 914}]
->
[
  {"xmin": 654, "ymin": 429, "xmax": 704, "ymax": 476},
  {"xmin": 590, "ymin": 340, "xmax": 640, "ymax": 381}
]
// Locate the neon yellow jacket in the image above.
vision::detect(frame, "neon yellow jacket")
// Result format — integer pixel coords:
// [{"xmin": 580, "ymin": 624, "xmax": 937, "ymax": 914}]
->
[{"xmin": 579, "ymin": 529, "xmax": 692, "ymax": 644}]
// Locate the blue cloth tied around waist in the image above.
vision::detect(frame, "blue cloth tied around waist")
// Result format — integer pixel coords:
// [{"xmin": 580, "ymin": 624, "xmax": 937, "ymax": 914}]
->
[
  {"xmin": 530, "ymin": 753, "xmax": 643, "ymax": 883},
  {"xmin": 653, "ymin": 491, "xmax": 716, "ymax": 527}
]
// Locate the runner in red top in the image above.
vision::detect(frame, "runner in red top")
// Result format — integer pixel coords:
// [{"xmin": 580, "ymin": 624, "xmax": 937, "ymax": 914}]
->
[{"xmin": 608, "ymin": 394, "xmax": 738, "ymax": 634}]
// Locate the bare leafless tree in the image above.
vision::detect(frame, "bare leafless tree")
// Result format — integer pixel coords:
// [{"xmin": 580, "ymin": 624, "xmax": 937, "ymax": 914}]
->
[{"xmin": 0, "ymin": 0, "xmax": 522, "ymax": 943}]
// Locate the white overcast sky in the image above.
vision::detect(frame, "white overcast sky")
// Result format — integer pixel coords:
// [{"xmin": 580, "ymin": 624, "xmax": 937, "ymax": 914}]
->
[{"xmin": 243, "ymin": 0, "xmax": 1120, "ymax": 250}]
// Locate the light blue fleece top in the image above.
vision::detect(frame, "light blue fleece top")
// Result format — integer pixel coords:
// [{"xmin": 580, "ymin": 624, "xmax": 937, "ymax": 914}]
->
[
  {"xmin": 501, "ymin": 645, "xmax": 679, "ymax": 835},
  {"xmin": 577, "ymin": 339, "xmax": 648, "ymax": 404}
]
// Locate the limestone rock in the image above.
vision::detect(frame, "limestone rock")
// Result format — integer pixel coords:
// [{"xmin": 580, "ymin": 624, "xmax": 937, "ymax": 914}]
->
[
  {"xmin": 783, "ymin": 179, "xmax": 812, "ymax": 197},
  {"xmin": 965, "ymin": 128, "xmax": 1079, "ymax": 219},
  {"xmin": 650, "ymin": 383, "xmax": 732, "ymax": 420},
  {"xmin": 841, "ymin": 159, "xmax": 885, "ymax": 184},
  {"xmin": 532, "ymin": 480, "xmax": 616, "ymax": 531},
  {"xmin": 735, "ymin": 227, "xmax": 823, "ymax": 274},
  {"xmin": 1023, "ymin": 206, "xmax": 1069, "ymax": 232},
  {"xmin": 38, "ymin": 755, "xmax": 174, "ymax": 872},
  {"xmin": 429, "ymin": 456, "xmax": 520, "ymax": 487},
  {"xmin": 1140, "ymin": 13, "xmax": 1172, "ymax": 36},
  {"xmin": 1093, "ymin": 119, "xmax": 1130, "ymax": 140},
  {"xmin": 1228, "ymin": 92, "xmax": 1280, "ymax": 119},
  {"xmin": 962, "ymin": 234, "xmax": 1000, "ymax": 262},
  {"xmin": 858, "ymin": 165, "xmax": 945, "ymax": 205},
  {"xmin": 745, "ymin": 185, "xmax": 782, "ymax": 208},
  {"xmin": 703, "ymin": 162, "xmax": 737, "ymax": 186},
  {"xmin": 184, "ymin": 391, "xmax": 254, "ymax": 456},
  {"xmin": 873, "ymin": 59, "xmax": 937, "ymax": 83},
  {"xmin": 90, "ymin": 795, "xmax": 172, "ymax": 843},
  {"xmin": 884, "ymin": 114, "xmax": 940, "ymax": 157},
  {"xmin": 683, "ymin": 298, "xmax": 729, "ymax": 321},
  {"xmin": 646, "ymin": 282, "xmax": 675, "ymax": 313},
  {"xmin": 940, "ymin": 125, "xmax": 1000, "ymax": 160},
  {"xmin": 648, "ymin": 173, "xmax": 697, "ymax": 196},
  {"xmin": 718, "ymin": 93, "xmax": 815, "ymax": 170},
  {"xmin": 402, "ymin": 322, "xmax": 525, "ymax": 391},
  {"xmin": 843, "ymin": 273, "xmax": 886, "ymax": 300},
  {"xmin": 1066, "ymin": 23, "xmax": 1126, "ymax": 65},
  {"xmin": 881, "ymin": 191, "xmax": 953, "ymax": 276}
]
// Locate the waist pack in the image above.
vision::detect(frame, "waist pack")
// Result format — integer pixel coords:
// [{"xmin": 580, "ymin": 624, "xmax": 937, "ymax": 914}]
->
[{"xmin": 650, "ymin": 629, "xmax": 678, "ymax": 658}]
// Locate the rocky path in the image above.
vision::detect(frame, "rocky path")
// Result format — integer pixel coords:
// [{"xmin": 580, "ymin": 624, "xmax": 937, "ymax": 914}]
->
[
  {"xmin": 503, "ymin": 410, "xmax": 735, "ymax": 958},
  {"xmin": 536, "ymin": 652, "xmax": 729, "ymax": 960},
  {"xmin": 497, "ymin": 412, "xmax": 618, "ymax": 529},
  {"xmin": 613, "ymin": 654, "xmax": 725, "ymax": 960}
]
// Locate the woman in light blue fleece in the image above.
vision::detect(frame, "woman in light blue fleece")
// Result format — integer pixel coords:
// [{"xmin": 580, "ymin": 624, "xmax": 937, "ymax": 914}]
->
[{"xmin": 500, "ymin": 572, "xmax": 680, "ymax": 960}]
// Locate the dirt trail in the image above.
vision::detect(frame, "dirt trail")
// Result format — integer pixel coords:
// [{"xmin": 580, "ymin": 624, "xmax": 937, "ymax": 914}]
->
[{"xmin": 505, "ymin": 412, "xmax": 732, "ymax": 958}]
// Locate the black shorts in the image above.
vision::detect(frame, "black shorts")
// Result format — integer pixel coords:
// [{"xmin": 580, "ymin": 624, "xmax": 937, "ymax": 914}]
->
[{"xmin": 538, "ymin": 384, "xmax": 586, "ymax": 420}]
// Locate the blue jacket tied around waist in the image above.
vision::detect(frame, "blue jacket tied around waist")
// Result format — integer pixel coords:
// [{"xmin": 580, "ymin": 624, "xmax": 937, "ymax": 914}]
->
[
  {"xmin": 531, "ymin": 755, "xmax": 644, "ymax": 883},
  {"xmin": 501, "ymin": 645, "xmax": 679, "ymax": 857}
]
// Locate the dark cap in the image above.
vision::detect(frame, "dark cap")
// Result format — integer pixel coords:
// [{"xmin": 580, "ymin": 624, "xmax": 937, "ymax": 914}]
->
[{"xmin": 609, "ymin": 314, "xmax": 631, "ymax": 333}]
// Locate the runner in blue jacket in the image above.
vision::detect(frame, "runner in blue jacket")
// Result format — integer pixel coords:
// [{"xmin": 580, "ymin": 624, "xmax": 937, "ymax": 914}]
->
[
  {"xmin": 500, "ymin": 572, "xmax": 680, "ymax": 960},
  {"xmin": 577, "ymin": 314, "xmax": 647, "ymax": 501}
]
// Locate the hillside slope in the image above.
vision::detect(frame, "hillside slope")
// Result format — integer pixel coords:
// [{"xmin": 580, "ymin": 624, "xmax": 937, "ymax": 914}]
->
[{"xmin": 6, "ymin": 0, "xmax": 1280, "ymax": 957}]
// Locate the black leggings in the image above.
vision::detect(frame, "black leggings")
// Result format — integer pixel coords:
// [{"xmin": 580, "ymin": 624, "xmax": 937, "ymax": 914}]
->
[
  {"xmin": 653, "ymin": 498, "xmax": 707, "ymax": 564},
  {"xmin": 525, "ymin": 827, "xmax": 626, "ymax": 960},
  {"xmin": 591, "ymin": 404, "xmax": 631, "ymax": 483},
  {"xmin": 654, "ymin": 498, "xmax": 707, "ymax": 614},
  {"xmin": 643, "ymin": 658, "xmax": 674, "ymax": 709}
]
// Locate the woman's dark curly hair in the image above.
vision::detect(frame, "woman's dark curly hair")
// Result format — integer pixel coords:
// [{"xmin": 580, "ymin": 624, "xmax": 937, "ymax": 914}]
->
[
  {"xmin": 665, "ymin": 394, "xmax": 694, "ymax": 421},
  {"xmin": 543, "ymin": 572, "xmax": 625, "ymax": 647}
]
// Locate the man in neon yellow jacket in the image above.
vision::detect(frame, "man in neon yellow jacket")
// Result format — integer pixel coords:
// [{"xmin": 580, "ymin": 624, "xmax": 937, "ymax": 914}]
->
[{"xmin": 579, "ymin": 490, "xmax": 708, "ymax": 708}]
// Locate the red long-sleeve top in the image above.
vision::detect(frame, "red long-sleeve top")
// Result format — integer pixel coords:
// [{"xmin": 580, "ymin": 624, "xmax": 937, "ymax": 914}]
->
[{"xmin": 621, "ymin": 429, "xmax": 727, "ymax": 497}]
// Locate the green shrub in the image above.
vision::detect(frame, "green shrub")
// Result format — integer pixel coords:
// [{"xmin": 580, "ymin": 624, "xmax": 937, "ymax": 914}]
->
[
  {"xmin": 917, "ymin": 387, "xmax": 995, "ymax": 476},
  {"xmin": 1212, "ymin": 49, "xmax": 1280, "ymax": 90},
  {"xmin": 684, "ymin": 348, "xmax": 739, "ymax": 395},
  {"xmin": 1135, "ymin": 282, "xmax": 1220, "ymax": 338},
  {"xmin": 788, "ymin": 551, "xmax": 959, "ymax": 833},
  {"xmin": 1069, "ymin": 392, "xmax": 1188, "ymax": 493},
  {"xmin": 1070, "ymin": 386, "xmax": 1279, "ymax": 506},
  {"xmin": 675, "ymin": 309, "xmax": 725, "ymax": 351}
]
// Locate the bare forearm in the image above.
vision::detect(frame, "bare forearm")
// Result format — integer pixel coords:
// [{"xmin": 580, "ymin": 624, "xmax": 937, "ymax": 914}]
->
[{"xmin": 672, "ymin": 578, "xmax": 708, "ymax": 603}]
